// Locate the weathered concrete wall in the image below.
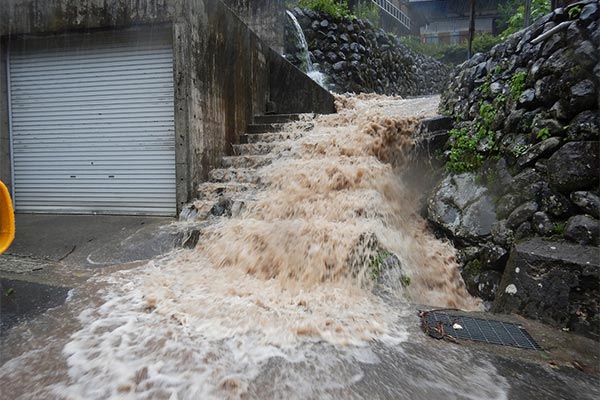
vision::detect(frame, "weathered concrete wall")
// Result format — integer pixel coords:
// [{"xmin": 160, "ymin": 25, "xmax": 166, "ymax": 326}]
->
[
  {"xmin": 221, "ymin": 0, "xmax": 286, "ymax": 53},
  {"xmin": 268, "ymin": 52, "xmax": 336, "ymax": 114},
  {"xmin": 0, "ymin": 0, "xmax": 179, "ymax": 34},
  {"xmin": 185, "ymin": 0, "xmax": 266, "ymax": 191},
  {"xmin": 0, "ymin": 0, "xmax": 334, "ymax": 213}
]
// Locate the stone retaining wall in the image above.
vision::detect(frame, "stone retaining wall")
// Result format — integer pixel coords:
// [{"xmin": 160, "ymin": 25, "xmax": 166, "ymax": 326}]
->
[
  {"xmin": 285, "ymin": 7, "xmax": 448, "ymax": 96},
  {"xmin": 427, "ymin": 0, "xmax": 599, "ymax": 339}
]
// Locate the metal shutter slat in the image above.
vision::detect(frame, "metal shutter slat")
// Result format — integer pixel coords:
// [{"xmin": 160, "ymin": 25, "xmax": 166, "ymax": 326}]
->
[{"xmin": 10, "ymin": 34, "xmax": 176, "ymax": 215}]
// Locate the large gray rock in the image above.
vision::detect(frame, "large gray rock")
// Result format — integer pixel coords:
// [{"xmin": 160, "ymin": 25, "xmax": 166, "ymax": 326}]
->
[
  {"xmin": 427, "ymin": 174, "xmax": 497, "ymax": 242},
  {"xmin": 493, "ymin": 238, "xmax": 599, "ymax": 340},
  {"xmin": 496, "ymin": 194, "xmax": 522, "ymax": 219},
  {"xmin": 547, "ymin": 141, "xmax": 599, "ymax": 192},
  {"xmin": 569, "ymin": 79, "xmax": 597, "ymax": 113},
  {"xmin": 511, "ymin": 168, "xmax": 545, "ymax": 201},
  {"xmin": 507, "ymin": 201, "xmax": 539, "ymax": 229},
  {"xmin": 532, "ymin": 211, "xmax": 554, "ymax": 235},
  {"xmin": 518, "ymin": 88, "xmax": 537, "ymax": 109},
  {"xmin": 564, "ymin": 214, "xmax": 600, "ymax": 245},
  {"xmin": 464, "ymin": 268, "xmax": 502, "ymax": 303},
  {"xmin": 516, "ymin": 137, "xmax": 561, "ymax": 167},
  {"xmin": 571, "ymin": 191, "xmax": 600, "ymax": 218},
  {"xmin": 580, "ymin": 1, "xmax": 599, "ymax": 24},
  {"xmin": 491, "ymin": 220, "xmax": 514, "ymax": 247},
  {"xmin": 566, "ymin": 111, "xmax": 600, "ymax": 141}
]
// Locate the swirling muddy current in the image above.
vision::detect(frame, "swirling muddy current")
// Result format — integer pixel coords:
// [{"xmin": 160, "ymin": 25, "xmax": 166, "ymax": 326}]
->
[{"xmin": 0, "ymin": 95, "xmax": 505, "ymax": 400}]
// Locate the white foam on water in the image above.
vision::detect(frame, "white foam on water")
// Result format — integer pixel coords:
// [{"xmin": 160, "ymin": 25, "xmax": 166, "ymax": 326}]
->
[
  {"xmin": 51, "ymin": 253, "xmax": 409, "ymax": 399},
  {"xmin": 1, "ymin": 95, "xmax": 507, "ymax": 400}
]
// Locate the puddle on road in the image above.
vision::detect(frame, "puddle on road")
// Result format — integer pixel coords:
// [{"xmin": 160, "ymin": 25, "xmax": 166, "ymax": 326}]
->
[{"xmin": 1, "ymin": 95, "xmax": 510, "ymax": 399}]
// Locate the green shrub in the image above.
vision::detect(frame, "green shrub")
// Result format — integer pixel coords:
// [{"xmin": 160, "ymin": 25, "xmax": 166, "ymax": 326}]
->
[
  {"xmin": 401, "ymin": 275, "xmax": 411, "ymax": 287},
  {"xmin": 552, "ymin": 222, "xmax": 566, "ymax": 235},
  {"xmin": 568, "ymin": 5, "xmax": 582, "ymax": 19},
  {"xmin": 368, "ymin": 250, "xmax": 391, "ymax": 280},
  {"xmin": 472, "ymin": 33, "xmax": 502, "ymax": 54},
  {"xmin": 536, "ymin": 127, "xmax": 551, "ymax": 141},
  {"xmin": 499, "ymin": 0, "xmax": 551, "ymax": 39},
  {"xmin": 512, "ymin": 143, "xmax": 530, "ymax": 157},
  {"xmin": 354, "ymin": 0, "xmax": 379, "ymax": 27},
  {"xmin": 298, "ymin": 0, "xmax": 351, "ymax": 19},
  {"xmin": 398, "ymin": 36, "xmax": 444, "ymax": 58},
  {"xmin": 447, "ymin": 127, "xmax": 484, "ymax": 173},
  {"xmin": 510, "ymin": 71, "xmax": 527, "ymax": 101},
  {"xmin": 446, "ymin": 97, "xmax": 503, "ymax": 173},
  {"xmin": 399, "ymin": 34, "xmax": 500, "ymax": 65}
]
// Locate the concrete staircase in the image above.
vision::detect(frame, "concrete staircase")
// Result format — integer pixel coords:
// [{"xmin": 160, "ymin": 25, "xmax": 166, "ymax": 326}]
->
[{"xmin": 183, "ymin": 114, "xmax": 303, "ymax": 220}]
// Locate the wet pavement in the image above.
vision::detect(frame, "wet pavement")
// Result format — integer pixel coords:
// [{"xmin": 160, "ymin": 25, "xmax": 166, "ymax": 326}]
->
[
  {"xmin": 5, "ymin": 214, "xmax": 181, "ymax": 267},
  {"xmin": 0, "ymin": 278, "xmax": 70, "ymax": 332},
  {"xmin": 0, "ymin": 214, "xmax": 193, "ymax": 333}
]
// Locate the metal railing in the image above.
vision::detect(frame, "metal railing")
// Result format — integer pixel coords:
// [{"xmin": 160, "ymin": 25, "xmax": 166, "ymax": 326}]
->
[{"xmin": 371, "ymin": 0, "xmax": 411, "ymax": 31}]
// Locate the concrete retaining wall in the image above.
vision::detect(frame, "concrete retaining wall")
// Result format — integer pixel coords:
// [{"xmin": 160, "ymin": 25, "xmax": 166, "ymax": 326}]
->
[
  {"xmin": 221, "ymin": 0, "xmax": 286, "ymax": 53},
  {"xmin": 0, "ymin": 0, "xmax": 335, "ymax": 213}
]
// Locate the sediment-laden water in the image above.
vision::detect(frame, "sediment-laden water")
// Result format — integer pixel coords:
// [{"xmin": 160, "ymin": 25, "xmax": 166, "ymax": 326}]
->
[{"xmin": 1, "ymin": 95, "xmax": 509, "ymax": 399}]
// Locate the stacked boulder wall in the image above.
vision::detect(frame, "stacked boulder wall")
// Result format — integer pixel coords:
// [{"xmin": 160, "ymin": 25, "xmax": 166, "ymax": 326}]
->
[
  {"xmin": 428, "ymin": 0, "xmax": 599, "ymax": 339},
  {"xmin": 284, "ymin": 7, "xmax": 449, "ymax": 96},
  {"xmin": 493, "ymin": 238, "xmax": 599, "ymax": 340}
]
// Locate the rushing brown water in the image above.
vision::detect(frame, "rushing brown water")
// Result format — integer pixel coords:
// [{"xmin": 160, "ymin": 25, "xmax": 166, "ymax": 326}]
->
[
  {"xmin": 1, "ymin": 95, "xmax": 490, "ymax": 399},
  {"xmin": 201, "ymin": 94, "xmax": 478, "ymax": 309}
]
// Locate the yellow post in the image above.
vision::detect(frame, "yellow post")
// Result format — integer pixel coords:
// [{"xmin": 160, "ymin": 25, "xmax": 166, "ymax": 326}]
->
[{"xmin": 0, "ymin": 181, "xmax": 15, "ymax": 254}]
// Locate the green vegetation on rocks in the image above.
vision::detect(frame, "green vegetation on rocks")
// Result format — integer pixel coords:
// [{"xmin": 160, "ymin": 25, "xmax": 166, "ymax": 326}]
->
[
  {"xmin": 429, "ymin": 0, "xmax": 600, "ymax": 337},
  {"xmin": 297, "ymin": 0, "xmax": 351, "ymax": 18},
  {"xmin": 368, "ymin": 250, "xmax": 391, "ymax": 280},
  {"xmin": 509, "ymin": 71, "xmax": 527, "ymax": 101}
]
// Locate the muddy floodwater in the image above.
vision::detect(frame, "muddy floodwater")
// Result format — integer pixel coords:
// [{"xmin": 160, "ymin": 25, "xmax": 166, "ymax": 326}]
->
[{"xmin": 1, "ymin": 96, "xmax": 598, "ymax": 400}]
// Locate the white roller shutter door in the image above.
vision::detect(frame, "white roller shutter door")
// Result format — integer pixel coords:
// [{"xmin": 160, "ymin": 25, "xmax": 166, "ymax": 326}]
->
[{"xmin": 9, "ymin": 31, "xmax": 176, "ymax": 215}]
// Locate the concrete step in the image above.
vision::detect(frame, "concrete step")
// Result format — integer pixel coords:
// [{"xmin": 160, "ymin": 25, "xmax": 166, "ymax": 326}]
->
[
  {"xmin": 240, "ymin": 131, "xmax": 304, "ymax": 144},
  {"xmin": 254, "ymin": 114, "xmax": 301, "ymax": 124},
  {"xmin": 221, "ymin": 155, "xmax": 272, "ymax": 169},
  {"xmin": 247, "ymin": 123, "xmax": 286, "ymax": 134},
  {"xmin": 193, "ymin": 181, "xmax": 261, "ymax": 220},
  {"xmin": 208, "ymin": 168, "xmax": 260, "ymax": 184},
  {"xmin": 191, "ymin": 197, "xmax": 252, "ymax": 219},
  {"xmin": 233, "ymin": 142, "xmax": 279, "ymax": 156},
  {"xmin": 197, "ymin": 181, "xmax": 257, "ymax": 200}
]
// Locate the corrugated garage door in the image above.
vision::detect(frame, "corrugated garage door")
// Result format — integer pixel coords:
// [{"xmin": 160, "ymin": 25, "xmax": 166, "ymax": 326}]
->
[{"xmin": 8, "ymin": 30, "xmax": 176, "ymax": 215}]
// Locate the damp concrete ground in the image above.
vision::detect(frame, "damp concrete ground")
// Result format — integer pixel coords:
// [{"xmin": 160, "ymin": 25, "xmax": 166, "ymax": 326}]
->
[{"xmin": 0, "ymin": 214, "xmax": 190, "ymax": 332}]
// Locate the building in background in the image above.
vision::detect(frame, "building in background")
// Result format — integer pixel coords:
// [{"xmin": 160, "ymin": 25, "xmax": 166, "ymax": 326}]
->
[
  {"xmin": 409, "ymin": 0, "xmax": 507, "ymax": 44},
  {"xmin": 349, "ymin": 0, "xmax": 412, "ymax": 35}
]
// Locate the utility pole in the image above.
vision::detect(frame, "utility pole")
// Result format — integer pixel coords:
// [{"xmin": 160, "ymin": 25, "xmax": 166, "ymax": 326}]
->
[
  {"xmin": 468, "ymin": 0, "xmax": 476, "ymax": 59},
  {"xmin": 524, "ymin": 0, "xmax": 532, "ymax": 27}
]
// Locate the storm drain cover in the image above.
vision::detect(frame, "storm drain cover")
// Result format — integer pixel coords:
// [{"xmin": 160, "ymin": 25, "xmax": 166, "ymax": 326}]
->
[{"xmin": 420, "ymin": 310, "xmax": 542, "ymax": 350}]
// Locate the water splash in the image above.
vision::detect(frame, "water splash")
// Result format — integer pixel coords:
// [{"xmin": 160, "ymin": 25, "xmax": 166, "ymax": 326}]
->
[
  {"xmin": 0, "ymin": 95, "xmax": 495, "ymax": 399},
  {"xmin": 286, "ymin": 10, "xmax": 328, "ymax": 88}
]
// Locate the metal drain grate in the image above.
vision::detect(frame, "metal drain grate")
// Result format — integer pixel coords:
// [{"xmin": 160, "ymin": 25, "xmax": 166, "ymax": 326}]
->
[{"xmin": 420, "ymin": 310, "xmax": 542, "ymax": 350}]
